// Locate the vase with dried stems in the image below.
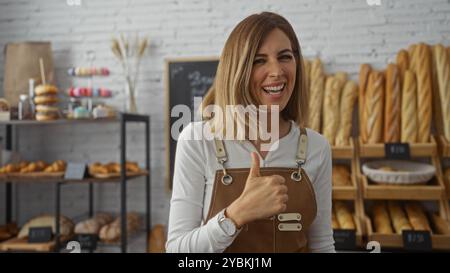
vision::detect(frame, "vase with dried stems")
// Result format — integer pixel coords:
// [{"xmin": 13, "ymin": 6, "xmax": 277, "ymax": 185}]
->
[{"xmin": 111, "ymin": 34, "xmax": 148, "ymax": 113}]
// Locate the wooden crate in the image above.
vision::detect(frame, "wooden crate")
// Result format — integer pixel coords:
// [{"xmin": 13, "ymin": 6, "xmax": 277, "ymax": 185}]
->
[
  {"xmin": 332, "ymin": 138, "xmax": 354, "ymax": 159},
  {"xmin": 437, "ymin": 135, "xmax": 450, "ymax": 158},
  {"xmin": 0, "ymin": 235, "xmax": 72, "ymax": 252},
  {"xmin": 358, "ymin": 137, "xmax": 438, "ymax": 158},
  {"xmin": 332, "ymin": 160, "xmax": 358, "ymax": 200},
  {"xmin": 365, "ymin": 200, "xmax": 450, "ymax": 250},
  {"xmin": 333, "ymin": 215, "xmax": 364, "ymax": 248}
]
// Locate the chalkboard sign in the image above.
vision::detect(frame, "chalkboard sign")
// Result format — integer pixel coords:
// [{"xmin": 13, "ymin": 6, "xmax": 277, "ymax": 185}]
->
[
  {"xmin": 64, "ymin": 162, "xmax": 87, "ymax": 180},
  {"xmin": 165, "ymin": 57, "xmax": 219, "ymax": 190},
  {"xmin": 333, "ymin": 229, "xmax": 356, "ymax": 250},
  {"xmin": 402, "ymin": 230, "xmax": 432, "ymax": 252},
  {"xmin": 28, "ymin": 227, "xmax": 53, "ymax": 243},
  {"xmin": 385, "ymin": 143, "xmax": 410, "ymax": 159},
  {"xmin": 76, "ymin": 234, "xmax": 98, "ymax": 251}
]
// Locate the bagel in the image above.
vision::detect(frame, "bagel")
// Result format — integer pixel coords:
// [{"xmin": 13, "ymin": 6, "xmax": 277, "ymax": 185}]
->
[
  {"xmin": 34, "ymin": 95, "xmax": 59, "ymax": 105},
  {"xmin": 34, "ymin": 84, "xmax": 58, "ymax": 96},
  {"xmin": 35, "ymin": 112, "xmax": 59, "ymax": 121},
  {"xmin": 35, "ymin": 104, "xmax": 59, "ymax": 113}
]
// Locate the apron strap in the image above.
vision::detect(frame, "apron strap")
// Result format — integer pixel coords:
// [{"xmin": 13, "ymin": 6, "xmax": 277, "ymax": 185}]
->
[{"xmin": 296, "ymin": 127, "xmax": 308, "ymax": 166}]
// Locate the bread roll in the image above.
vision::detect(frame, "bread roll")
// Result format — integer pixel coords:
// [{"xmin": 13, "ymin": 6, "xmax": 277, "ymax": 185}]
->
[
  {"xmin": 404, "ymin": 202, "xmax": 432, "ymax": 232},
  {"xmin": 396, "ymin": 49, "xmax": 410, "ymax": 86},
  {"xmin": 432, "ymin": 45, "xmax": 450, "ymax": 142},
  {"xmin": 334, "ymin": 201, "xmax": 355, "ymax": 230},
  {"xmin": 373, "ymin": 202, "xmax": 393, "ymax": 234},
  {"xmin": 415, "ymin": 43, "xmax": 432, "ymax": 143},
  {"xmin": 431, "ymin": 214, "xmax": 450, "ymax": 235},
  {"xmin": 388, "ymin": 201, "xmax": 412, "ymax": 234},
  {"xmin": 335, "ymin": 81, "xmax": 357, "ymax": 146},
  {"xmin": 74, "ymin": 213, "xmax": 113, "ymax": 234},
  {"xmin": 322, "ymin": 76, "xmax": 342, "ymax": 145},
  {"xmin": 18, "ymin": 214, "xmax": 74, "ymax": 239},
  {"xmin": 364, "ymin": 71, "xmax": 385, "ymax": 144},
  {"xmin": 332, "ymin": 165, "xmax": 352, "ymax": 186},
  {"xmin": 359, "ymin": 64, "xmax": 372, "ymax": 143},
  {"xmin": 308, "ymin": 59, "xmax": 325, "ymax": 132},
  {"xmin": 401, "ymin": 70, "xmax": 418, "ymax": 143},
  {"xmin": 99, "ymin": 213, "xmax": 141, "ymax": 242},
  {"xmin": 148, "ymin": 224, "xmax": 166, "ymax": 253},
  {"xmin": 384, "ymin": 63, "xmax": 401, "ymax": 142}
]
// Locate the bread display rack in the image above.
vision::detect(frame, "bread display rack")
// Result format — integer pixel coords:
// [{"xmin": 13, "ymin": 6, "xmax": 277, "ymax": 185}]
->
[
  {"xmin": 0, "ymin": 113, "xmax": 151, "ymax": 253},
  {"xmin": 356, "ymin": 137, "xmax": 450, "ymax": 251}
]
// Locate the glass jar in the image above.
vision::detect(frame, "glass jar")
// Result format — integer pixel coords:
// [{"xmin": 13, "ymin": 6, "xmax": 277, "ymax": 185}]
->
[{"xmin": 18, "ymin": 94, "xmax": 32, "ymax": 120}]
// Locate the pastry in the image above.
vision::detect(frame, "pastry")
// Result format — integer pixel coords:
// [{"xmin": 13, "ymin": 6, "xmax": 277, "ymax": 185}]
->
[
  {"xmin": 415, "ymin": 43, "xmax": 432, "ymax": 143},
  {"xmin": 35, "ymin": 104, "xmax": 59, "ymax": 114},
  {"xmin": 18, "ymin": 214, "xmax": 74, "ymax": 239},
  {"xmin": 432, "ymin": 44, "xmax": 450, "ymax": 142},
  {"xmin": 99, "ymin": 213, "xmax": 141, "ymax": 242},
  {"xmin": 334, "ymin": 201, "xmax": 355, "ymax": 230},
  {"xmin": 359, "ymin": 64, "xmax": 372, "ymax": 143},
  {"xmin": 322, "ymin": 76, "xmax": 342, "ymax": 145},
  {"xmin": 36, "ymin": 112, "xmax": 59, "ymax": 121},
  {"xmin": 34, "ymin": 95, "xmax": 59, "ymax": 105},
  {"xmin": 387, "ymin": 201, "xmax": 412, "ymax": 234},
  {"xmin": 34, "ymin": 84, "xmax": 58, "ymax": 96},
  {"xmin": 75, "ymin": 213, "xmax": 113, "ymax": 234},
  {"xmin": 373, "ymin": 202, "xmax": 393, "ymax": 234},
  {"xmin": 384, "ymin": 64, "xmax": 401, "ymax": 143},
  {"xmin": 148, "ymin": 224, "xmax": 166, "ymax": 253},
  {"xmin": 364, "ymin": 71, "xmax": 385, "ymax": 144},
  {"xmin": 404, "ymin": 202, "xmax": 432, "ymax": 232},
  {"xmin": 401, "ymin": 70, "xmax": 418, "ymax": 143},
  {"xmin": 332, "ymin": 165, "xmax": 352, "ymax": 186},
  {"xmin": 308, "ymin": 58, "xmax": 325, "ymax": 132},
  {"xmin": 335, "ymin": 81, "xmax": 357, "ymax": 146},
  {"xmin": 431, "ymin": 214, "xmax": 450, "ymax": 235},
  {"xmin": 43, "ymin": 160, "xmax": 66, "ymax": 173}
]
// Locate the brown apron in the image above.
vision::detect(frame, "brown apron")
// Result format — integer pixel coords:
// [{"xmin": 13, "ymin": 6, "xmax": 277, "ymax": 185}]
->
[{"xmin": 205, "ymin": 128, "xmax": 317, "ymax": 253}]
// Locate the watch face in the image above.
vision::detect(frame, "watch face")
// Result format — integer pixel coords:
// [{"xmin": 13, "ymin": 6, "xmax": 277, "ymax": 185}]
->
[{"xmin": 221, "ymin": 218, "xmax": 236, "ymax": 236}]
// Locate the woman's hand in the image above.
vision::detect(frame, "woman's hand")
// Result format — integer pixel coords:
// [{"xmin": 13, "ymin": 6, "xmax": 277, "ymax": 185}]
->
[{"xmin": 226, "ymin": 152, "xmax": 288, "ymax": 228}]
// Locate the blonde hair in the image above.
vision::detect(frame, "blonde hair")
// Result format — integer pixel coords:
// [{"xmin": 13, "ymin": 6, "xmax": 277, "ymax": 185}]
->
[{"xmin": 201, "ymin": 12, "xmax": 308, "ymax": 137}]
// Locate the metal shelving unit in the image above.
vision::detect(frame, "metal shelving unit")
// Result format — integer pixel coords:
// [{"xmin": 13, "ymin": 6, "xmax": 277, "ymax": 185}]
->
[{"xmin": 1, "ymin": 113, "xmax": 151, "ymax": 253}]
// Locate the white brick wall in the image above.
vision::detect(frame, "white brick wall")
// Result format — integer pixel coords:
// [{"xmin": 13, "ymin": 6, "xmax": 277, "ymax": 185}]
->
[{"xmin": 0, "ymin": 0, "xmax": 449, "ymax": 231}]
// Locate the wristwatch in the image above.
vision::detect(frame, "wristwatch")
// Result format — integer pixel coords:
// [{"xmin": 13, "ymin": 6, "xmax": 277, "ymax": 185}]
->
[{"xmin": 218, "ymin": 209, "xmax": 238, "ymax": 237}]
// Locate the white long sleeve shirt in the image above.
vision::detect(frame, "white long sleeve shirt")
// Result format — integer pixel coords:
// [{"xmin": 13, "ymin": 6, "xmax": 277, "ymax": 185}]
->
[{"xmin": 166, "ymin": 120, "xmax": 335, "ymax": 253}]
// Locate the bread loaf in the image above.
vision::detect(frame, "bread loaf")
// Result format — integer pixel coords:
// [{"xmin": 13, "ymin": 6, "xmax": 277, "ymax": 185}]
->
[
  {"xmin": 364, "ymin": 71, "xmax": 384, "ymax": 144},
  {"xmin": 373, "ymin": 202, "xmax": 393, "ymax": 234},
  {"xmin": 359, "ymin": 64, "xmax": 372, "ymax": 143},
  {"xmin": 432, "ymin": 45, "xmax": 450, "ymax": 142},
  {"xmin": 401, "ymin": 70, "xmax": 418, "ymax": 143},
  {"xmin": 99, "ymin": 213, "xmax": 141, "ymax": 242},
  {"xmin": 18, "ymin": 214, "xmax": 74, "ymax": 239},
  {"xmin": 74, "ymin": 213, "xmax": 113, "ymax": 234},
  {"xmin": 148, "ymin": 224, "xmax": 166, "ymax": 253},
  {"xmin": 384, "ymin": 63, "xmax": 401, "ymax": 142},
  {"xmin": 404, "ymin": 202, "xmax": 431, "ymax": 232},
  {"xmin": 334, "ymin": 201, "xmax": 355, "ymax": 230},
  {"xmin": 308, "ymin": 58, "xmax": 325, "ymax": 132},
  {"xmin": 396, "ymin": 49, "xmax": 410, "ymax": 86},
  {"xmin": 322, "ymin": 76, "xmax": 342, "ymax": 145},
  {"xmin": 332, "ymin": 165, "xmax": 352, "ymax": 186},
  {"xmin": 335, "ymin": 81, "xmax": 357, "ymax": 146},
  {"xmin": 431, "ymin": 214, "xmax": 450, "ymax": 235},
  {"xmin": 332, "ymin": 211, "xmax": 340, "ymax": 229},
  {"xmin": 415, "ymin": 43, "xmax": 433, "ymax": 143},
  {"xmin": 388, "ymin": 201, "xmax": 412, "ymax": 234}
]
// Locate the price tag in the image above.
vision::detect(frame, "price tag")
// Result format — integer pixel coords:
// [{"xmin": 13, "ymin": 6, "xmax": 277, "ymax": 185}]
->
[
  {"xmin": 76, "ymin": 234, "xmax": 98, "ymax": 251},
  {"xmin": 64, "ymin": 162, "xmax": 87, "ymax": 180},
  {"xmin": 402, "ymin": 230, "xmax": 432, "ymax": 252},
  {"xmin": 385, "ymin": 143, "xmax": 410, "ymax": 159},
  {"xmin": 28, "ymin": 227, "xmax": 53, "ymax": 243},
  {"xmin": 333, "ymin": 229, "xmax": 356, "ymax": 250}
]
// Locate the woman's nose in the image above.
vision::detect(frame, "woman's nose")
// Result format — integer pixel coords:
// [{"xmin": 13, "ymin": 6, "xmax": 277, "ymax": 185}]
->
[{"xmin": 268, "ymin": 60, "xmax": 283, "ymax": 77}]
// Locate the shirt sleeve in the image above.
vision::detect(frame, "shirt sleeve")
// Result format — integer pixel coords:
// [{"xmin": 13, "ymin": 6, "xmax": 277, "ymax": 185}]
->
[
  {"xmin": 166, "ymin": 123, "xmax": 239, "ymax": 253},
  {"xmin": 307, "ymin": 140, "xmax": 336, "ymax": 253}
]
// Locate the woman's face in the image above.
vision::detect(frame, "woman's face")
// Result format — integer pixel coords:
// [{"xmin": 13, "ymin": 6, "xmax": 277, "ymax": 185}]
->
[{"xmin": 250, "ymin": 28, "xmax": 296, "ymax": 113}]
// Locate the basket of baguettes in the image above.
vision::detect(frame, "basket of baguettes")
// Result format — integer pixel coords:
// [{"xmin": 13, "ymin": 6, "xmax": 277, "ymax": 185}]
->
[
  {"xmin": 366, "ymin": 201, "xmax": 450, "ymax": 250},
  {"xmin": 88, "ymin": 161, "xmax": 146, "ymax": 178},
  {"xmin": 358, "ymin": 43, "xmax": 450, "ymax": 157},
  {"xmin": 0, "ymin": 160, "xmax": 66, "ymax": 178},
  {"xmin": 303, "ymin": 58, "xmax": 357, "ymax": 158}
]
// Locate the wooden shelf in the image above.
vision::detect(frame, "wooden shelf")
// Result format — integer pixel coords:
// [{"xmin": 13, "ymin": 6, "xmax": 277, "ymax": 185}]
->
[
  {"xmin": 333, "ymin": 215, "xmax": 364, "ymax": 248},
  {"xmin": 0, "ymin": 118, "xmax": 119, "ymax": 126},
  {"xmin": 361, "ymin": 175, "xmax": 445, "ymax": 200},
  {"xmin": 332, "ymin": 138, "xmax": 354, "ymax": 159},
  {"xmin": 0, "ymin": 171, "xmax": 149, "ymax": 184},
  {"xmin": 358, "ymin": 137, "xmax": 438, "ymax": 158},
  {"xmin": 332, "ymin": 164, "xmax": 358, "ymax": 200},
  {"xmin": 437, "ymin": 135, "xmax": 450, "ymax": 158},
  {"xmin": 0, "ymin": 235, "xmax": 73, "ymax": 252}
]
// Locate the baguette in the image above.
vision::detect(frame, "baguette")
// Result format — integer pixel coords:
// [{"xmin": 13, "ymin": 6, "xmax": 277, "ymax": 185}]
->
[
  {"xmin": 148, "ymin": 224, "xmax": 166, "ymax": 253},
  {"xmin": 332, "ymin": 210, "xmax": 340, "ymax": 229},
  {"xmin": 332, "ymin": 165, "xmax": 352, "ymax": 186},
  {"xmin": 364, "ymin": 71, "xmax": 385, "ymax": 144},
  {"xmin": 404, "ymin": 202, "xmax": 432, "ymax": 232},
  {"xmin": 359, "ymin": 64, "xmax": 372, "ymax": 143},
  {"xmin": 388, "ymin": 201, "xmax": 412, "ymax": 234},
  {"xmin": 304, "ymin": 59, "xmax": 311, "ymax": 94},
  {"xmin": 432, "ymin": 45, "xmax": 450, "ymax": 142},
  {"xmin": 308, "ymin": 58, "xmax": 325, "ymax": 132},
  {"xmin": 384, "ymin": 63, "xmax": 401, "ymax": 142},
  {"xmin": 373, "ymin": 202, "xmax": 393, "ymax": 234},
  {"xmin": 401, "ymin": 70, "xmax": 418, "ymax": 143},
  {"xmin": 334, "ymin": 201, "xmax": 355, "ymax": 230},
  {"xmin": 431, "ymin": 214, "xmax": 450, "ymax": 235},
  {"xmin": 335, "ymin": 81, "xmax": 358, "ymax": 146},
  {"xmin": 322, "ymin": 76, "xmax": 342, "ymax": 145},
  {"xmin": 396, "ymin": 49, "xmax": 410, "ymax": 87},
  {"xmin": 415, "ymin": 43, "xmax": 432, "ymax": 143}
]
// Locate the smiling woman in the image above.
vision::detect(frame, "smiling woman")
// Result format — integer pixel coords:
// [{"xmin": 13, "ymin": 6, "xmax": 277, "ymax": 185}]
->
[{"xmin": 167, "ymin": 12, "xmax": 334, "ymax": 253}]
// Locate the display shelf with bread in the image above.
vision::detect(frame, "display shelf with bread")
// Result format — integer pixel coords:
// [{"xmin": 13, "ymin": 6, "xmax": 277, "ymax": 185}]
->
[
  {"xmin": 358, "ymin": 136, "xmax": 438, "ymax": 158},
  {"xmin": 332, "ymin": 200, "xmax": 364, "ymax": 249},
  {"xmin": 364, "ymin": 200, "xmax": 450, "ymax": 250},
  {"xmin": 332, "ymin": 163, "xmax": 358, "ymax": 200},
  {"xmin": 437, "ymin": 135, "xmax": 450, "ymax": 158}
]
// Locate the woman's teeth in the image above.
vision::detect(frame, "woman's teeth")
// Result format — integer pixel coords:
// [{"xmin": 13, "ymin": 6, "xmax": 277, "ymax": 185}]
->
[{"xmin": 262, "ymin": 83, "xmax": 285, "ymax": 94}]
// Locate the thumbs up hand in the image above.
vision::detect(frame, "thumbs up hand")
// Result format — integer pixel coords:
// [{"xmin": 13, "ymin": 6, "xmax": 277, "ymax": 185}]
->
[{"xmin": 225, "ymin": 152, "xmax": 288, "ymax": 228}]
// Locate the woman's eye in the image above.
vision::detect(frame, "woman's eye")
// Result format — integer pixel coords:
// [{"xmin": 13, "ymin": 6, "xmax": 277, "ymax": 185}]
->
[
  {"xmin": 253, "ymin": 58, "xmax": 265, "ymax": 65},
  {"xmin": 279, "ymin": 55, "xmax": 293, "ymax": 61}
]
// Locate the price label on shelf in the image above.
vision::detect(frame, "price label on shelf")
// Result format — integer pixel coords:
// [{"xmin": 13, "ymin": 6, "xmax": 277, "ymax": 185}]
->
[
  {"xmin": 402, "ymin": 230, "xmax": 432, "ymax": 252},
  {"xmin": 28, "ymin": 227, "xmax": 53, "ymax": 243},
  {"xmin": 384, "ymin": 143, "xmax": 410, "ymax": 159},
  {"xmin": 76, "ymin": 234, "xmax": 98, "ymax": 251},
  {"xmin": 64, "ymin": 163, "xmax": 87, "ymax": 180},
  {"xmin": 333, "ymin": 229, "xmax": 356, "ymax": 250}
]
